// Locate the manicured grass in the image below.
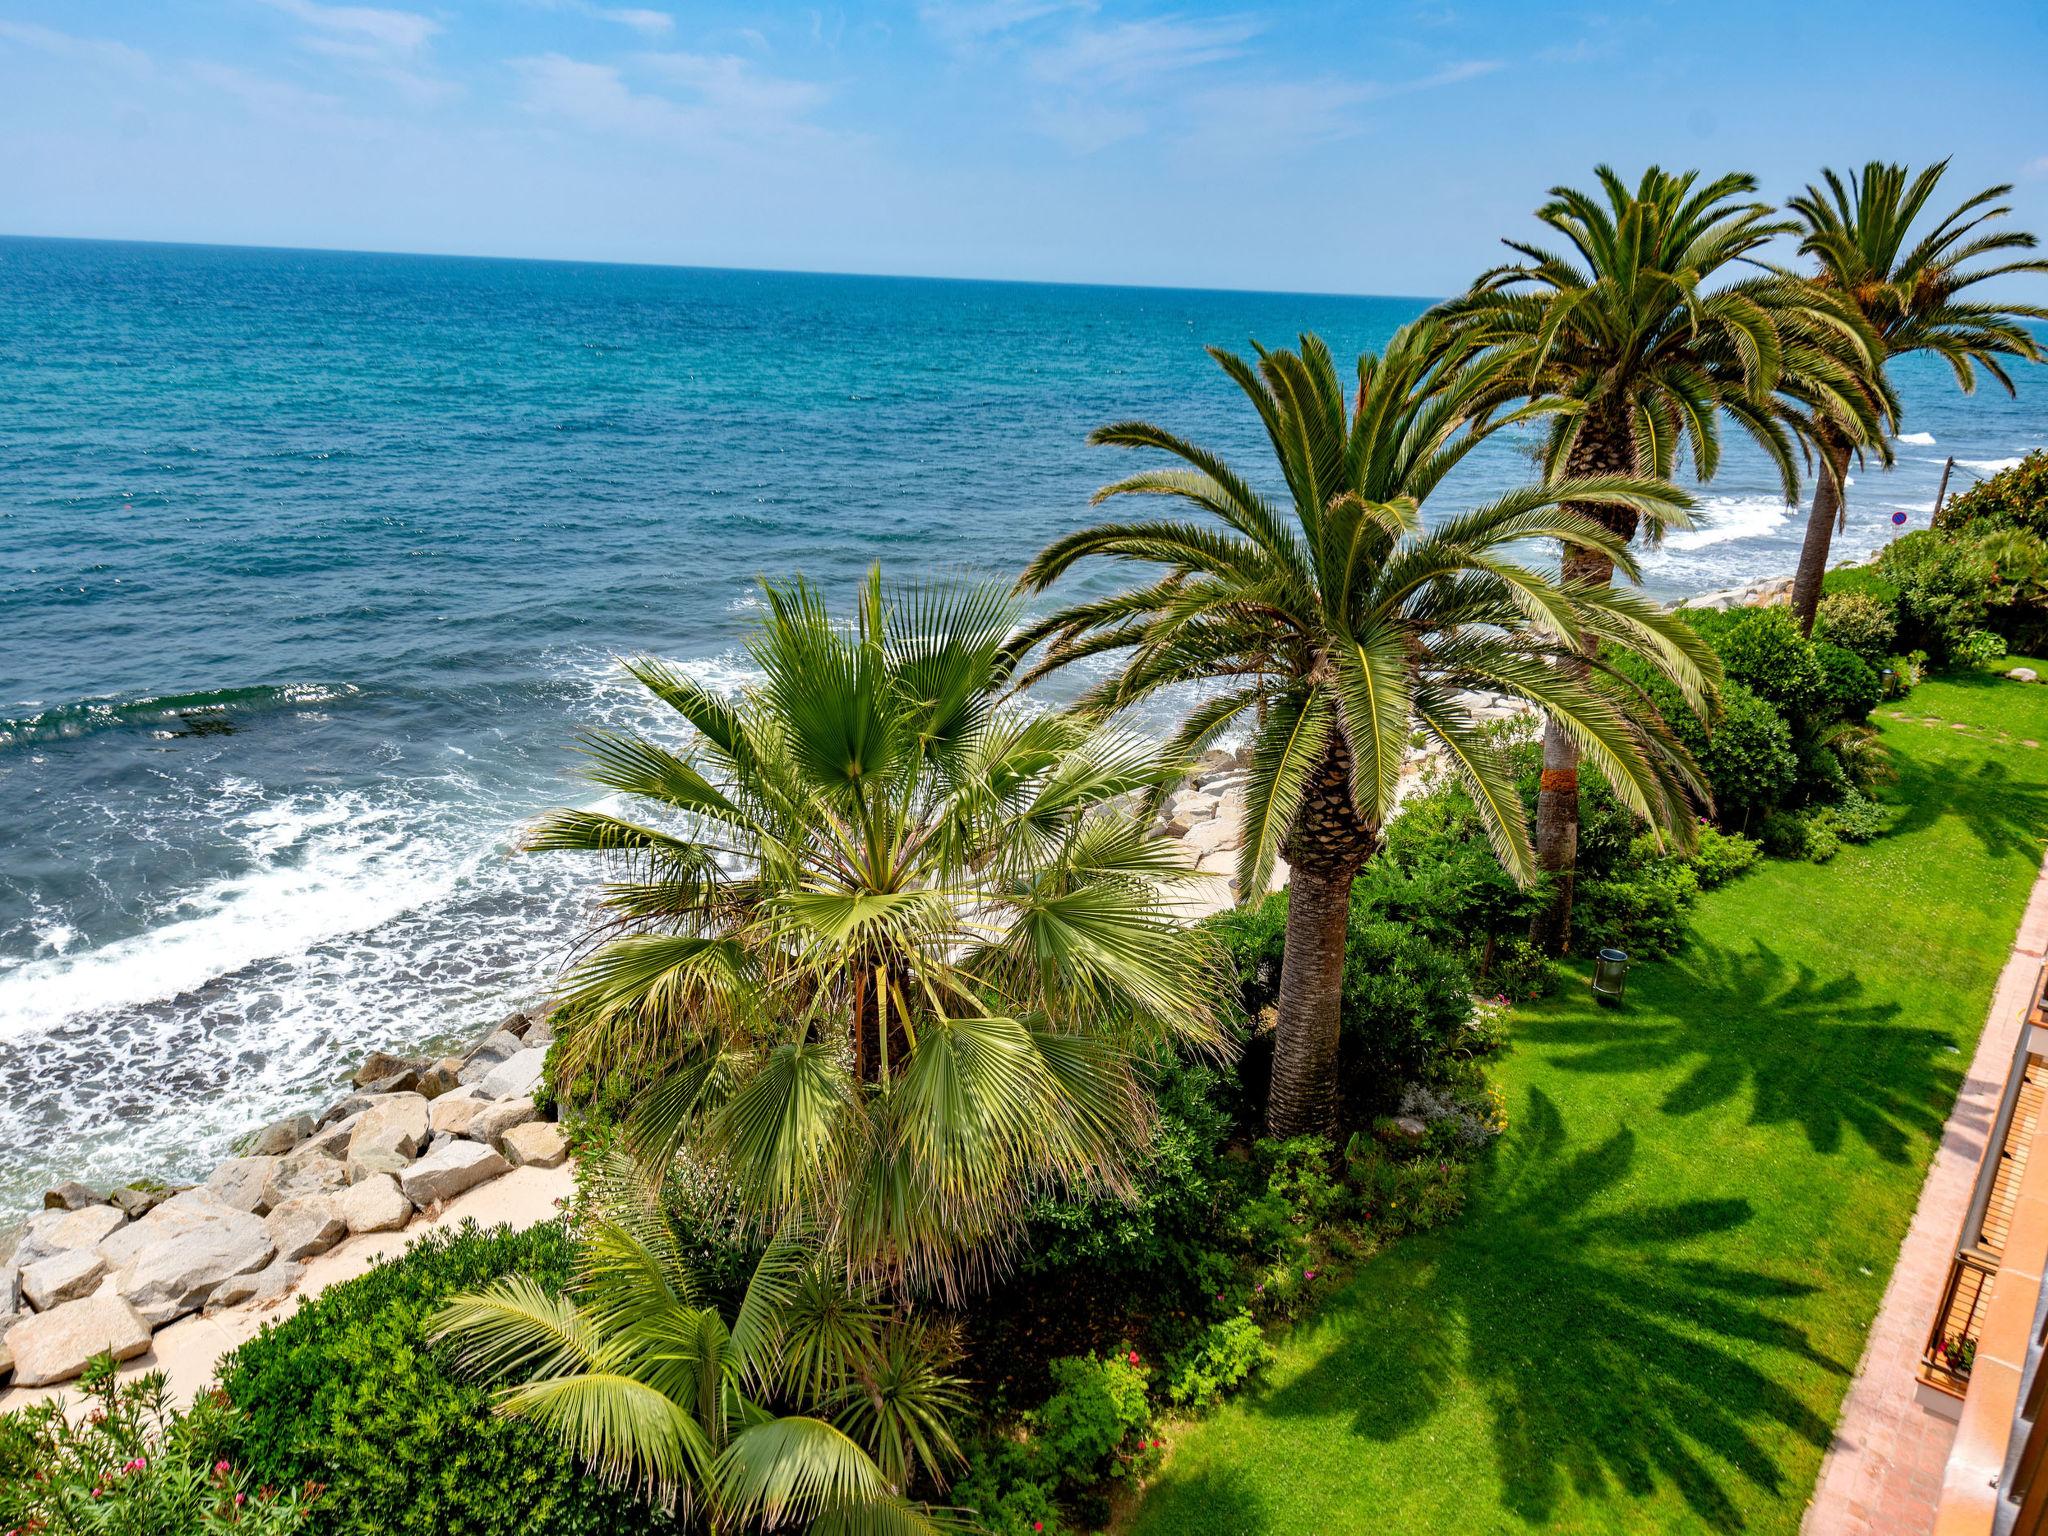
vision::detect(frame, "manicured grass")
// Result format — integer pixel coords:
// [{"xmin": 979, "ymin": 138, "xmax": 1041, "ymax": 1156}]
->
[{"xmin": 1126, "ymin": 672, "xmax": 2048, "ymax": 1536}]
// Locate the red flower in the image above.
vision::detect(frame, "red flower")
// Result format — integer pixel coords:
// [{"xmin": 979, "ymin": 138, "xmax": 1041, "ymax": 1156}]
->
[{"xmin": 1127, "ymin": 1350, "xmax": 1139, "ymax": 1365}]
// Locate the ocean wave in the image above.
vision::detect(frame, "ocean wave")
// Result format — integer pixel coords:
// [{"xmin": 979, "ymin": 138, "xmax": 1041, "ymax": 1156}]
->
[
  {"xmin": 0, "ymin": 682, "xmax": 364, "ymax": 750},
  {"xmin": 1897, "ymin": 431, "xmax": 1938, "ymax": 446},
  {"xmin": 1650, "ymin": 494, "xmax": 1796, "ymax": 554},
  {"xmin": 1959, "ymin": 457, "xmax": 2025, "ymax": 475}
]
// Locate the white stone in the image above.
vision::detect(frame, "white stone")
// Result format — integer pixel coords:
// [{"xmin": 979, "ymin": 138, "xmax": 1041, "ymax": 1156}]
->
[
  {"xmin": 97, "ymin": 1188, "xmax": 235, "ymax": 1271},
  {"xmin": 346, "ymin": 1093, "xmax": 430, "ymax": 1163},
  {"xmin": 429, "ymin": 1088, "xmax": 489, "ymax": 1136},
  {"xmin": 206, "ymin": 1156, "xmax": 283, "ymax": 1214},
  {"xmin": 118, "ymin": 1210, "xmax": 275, "ymax": 1326},
  {"xmin": 399, "ymin": 1140, "xmax": 509, "ymax": 1206},
  {"xmin": 18, "ymin": 1204, "xmax": 127, "ymax": 1268},
  {"xmin": 2010, "ymin": 667, "xmax": 2040, "ymax": 683},
  {"xmin": 457, "ymin": 1031, "xmax": 523, "ymax": 1085},
  {"xmin": 261, "ymin": 1153, "xmax": 347, "ymax": 1212},
  {"xmin": 21, "ymin": 1249, "xmax": 109, "ymax": 1311},
  {"xmin": 1167, "ymin": 789, "xmax": 1219, "ymax": 823},
  {"xmin": 4, "ymin": 1292, "xmax": 152, "ymax": 1386},
  {"xmin": 264, "ymin": 1196, "xmax": 348, "ymax": 1261},
  {"xmin": 334, "ymin": 1173, "xmax": 413, "ymax": 1235},
  {"xmin": 248, "ymin": 1114, "xmax": 315, "ymax": 1157},
  {"xmin": 346, "ymin": 1150, "xmax": 411, "ymax": 1184},
  {"xmin": 1182, "ymin": 816, "xmax": 1243, "ymax": 856},
  {"xmin": 464, "ymin": 1097, "xmax": 539, "ymax": 1148},
  {"xmin": 499, "ymin": 1120, "xmax": 568, "ymax": 1169},
  {"xmin": 478, "ymin": 1047, "xmax": 546, "ymax": 1102},
  {"xmin": 207, "ymin": 1258, "xmax": 304, "ymax": 1312}
]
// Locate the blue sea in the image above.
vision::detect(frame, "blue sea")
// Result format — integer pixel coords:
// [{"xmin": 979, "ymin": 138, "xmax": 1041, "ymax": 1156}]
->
[{"xmin": 2, "ymin": 235, "xmax": 2043, "ymax": 1212}]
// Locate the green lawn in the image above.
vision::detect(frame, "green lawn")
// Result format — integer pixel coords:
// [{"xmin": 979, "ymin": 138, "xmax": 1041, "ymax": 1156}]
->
[{"xmin": 1126, "ymin": 670, "xmax": 2048, "ymax": 1536}]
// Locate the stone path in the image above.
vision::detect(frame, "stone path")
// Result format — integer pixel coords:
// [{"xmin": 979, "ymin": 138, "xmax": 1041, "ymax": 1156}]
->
[
  {"xmin": 0, "ymin": 1160, "xmax": 574, "ymax": 1415},
  {"xmin": 1801, "ymin": 851, "xmax": 2048, "ymax": 1536}
]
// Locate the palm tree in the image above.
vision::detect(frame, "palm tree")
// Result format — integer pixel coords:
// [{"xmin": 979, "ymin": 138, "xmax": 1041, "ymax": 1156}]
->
[
  {"xmin": 1014, "ymin": 321, "xmax": 1717, "ymax": 1138},
  {"xmin": 1785, "ymin": 160, "xmax": 2048, "ymax": 634},
  {"xmin": 530, "ymin": 572, "xmax": 1222, "ymax": 1298},
  {"xmin": 435, "ymin": 1154, "xmax": 970, "ymax": 1533},
  {"xmin": 1435, "ymin": 165, "xmax": 1891, "ymax": 952}
]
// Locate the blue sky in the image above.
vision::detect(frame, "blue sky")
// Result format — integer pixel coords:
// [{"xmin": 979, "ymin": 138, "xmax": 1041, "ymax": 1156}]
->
[{"xmin": 2, "ymin": 0, "xmax": 2045, "ymax": 295}]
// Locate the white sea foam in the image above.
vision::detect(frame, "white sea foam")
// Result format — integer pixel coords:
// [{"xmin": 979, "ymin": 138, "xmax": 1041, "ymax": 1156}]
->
[
  {"xmin": 1652, "ymin": 495, "xmax": 1796, "ymax": 554},
  {"xmin": 1897, "ymin": 431, "xmax": 1938, "ymax": 446},
  {"xmin": 1960, "ymin": 457, "xmax": 2024, "ymax": 475}
]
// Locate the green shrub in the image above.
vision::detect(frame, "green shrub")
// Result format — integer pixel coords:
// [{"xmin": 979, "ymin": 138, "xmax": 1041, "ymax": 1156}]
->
[
  {"xmin": 953, "ymin": 1449, "xmax": 1068, "ymax": 1536},
  {"xmin": 1713, "ymin": 607, "xmax": 1825, "ymax": 720},
  {"xmin": 1935, "ymin": 448, "xmax": 2048, "ymax": 539},
  {"xmin": 1876, "ymin": 529, "xmax": 1996, "ymax": 665},
  {"xmin": 1817, "ymin": 590, "xmax": 1900, "ymax": 664},
  {"xmin": 1209, "ymin": 891, "xmax": 1287, "ymax": 1022},
  {"xmin": 1343, "ymin": 1136, "xmax": 1473, "ymax": 1235},
  {"xmin": 1166, "ymin": 1312, "xmax": 1278, "ymax": 1410},
  {"xmin": 0, "ymin": 1359, "xmax": 317, "ymax": 1534},
  {"xmin": 1815, "ymin": 789, "xmax": 1891, "ymax": 845},
  {"xmin": 1814, "ymin": 642, "xmax": 1881, "ymax": 724},
  {"xmin": 1483, "ymin": 936, "xmax": 1558, "ymax": 1000},
  {"xmin": 1759, "ymin": 810, "xmax": 1843, "ymax": 864},
  {"xmin": 218, "ymin": 1221, "xmax": 667, "ymax": 1536},
  {"xmin": 1338, "ymin": 919, "xmax": 1476, "ymax": 1112},
  {"xmin": 1574, "ymin": 851, "xmax": 1700, "ymax": 961},
  {"xmin": 1688, "ymin": 824, "xmax": 1762, "ymax": 888},
  {"xmin": 1957, "ymin": 628, "xmax": 2009, "ymax": 666},
  {"xmin": 1692, "ymin": 682, "xmax": 1799, "ymax": 827},
  {"xmin": 1029, "ymin": 1353, "xmax": 1156, "ymax": 1492}
]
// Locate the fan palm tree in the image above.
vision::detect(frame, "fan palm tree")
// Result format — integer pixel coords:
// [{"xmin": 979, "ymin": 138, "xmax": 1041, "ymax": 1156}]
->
[
  {"xmin": 1435, "ymin": 165, "xmax": 1892, "ymax": 952},
  {"xmin": 435, "ymin": 1154, "xmax": 970, "ymax": 1533},
  {"xmin": 1014, "ymin": 320, "xmax": 1718, "ymax": 1137},
  {"xmin": 1784, "ymin": 160, "xmax": 2048, "ymax": 634},
  {"xmin": 531, "ymin": 571, "xmax": 1222, "ymax": 1298}
]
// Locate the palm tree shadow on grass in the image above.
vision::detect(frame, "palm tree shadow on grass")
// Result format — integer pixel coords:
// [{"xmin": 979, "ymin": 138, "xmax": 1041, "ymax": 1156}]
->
[
  {"xmin": 1520, "ymin": 941, "xmax": 1954, "ymax": 1163},
  {"xmin": 1249, "ymin": 1089, "xmax": 1843, "ymax": 1532},
  {"xmin": 1884, "ymin": 746, "xmax": 2048, "ymax": 861}
]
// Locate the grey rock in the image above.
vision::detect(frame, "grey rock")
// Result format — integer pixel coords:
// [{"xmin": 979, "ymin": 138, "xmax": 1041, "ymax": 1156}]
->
[
  {"xmin": 20, "ymin": 1204, "xmax": 128, "ymax": 1268},
  {"xmin": 108, "ymin": 1183, "xmax": 177, "ymax": 1219},
  {"xmin": 399, "ymin": 1141, "xmax": 509, "ymax": 1207},
  {"xmin": 1, "ymin": 1263, "xmax": 18, "ymax": 1315},
  {"xmin": 417, "ymin": 1057, "xmax": 464, "ymax": 1098},
  {"xmin": 501, "ymin": 1007, "xmax": 546, "ymax": 1039},
  {"xmin": 479, "ymin": 1047, "xmax": 546, "ymax": 1102},
  {"xmin": 346, "ymin": 1150, "xmax": 411, "ymax": 1184},
  {"xmin": 301, "ymin": 1111, "xmax": 365, "ymax": 1159},
  {"xmin": 457, "ymin": 1031, "xmax": 522, "ymax": 1084},
  {"xmin": 521, "ymin": 1015, "xmax": 555, "ymax": 1048},
  {"xmin": 465, "ymin": 1096, "xmax": 540, "ymax": 1149},
  {"xmin": 260, "ymin": 1153, "xmax": 348, "ymax": 1212},
  {"xmin": 358, "ymin": 1067, "xmax": 422, "ymax": 1095},
  {"xmin": 22, "ymin": 1249, "xmax": 110, "ymax": 1311},
  {"xmin": 96, "ymin": 1188, "xmax": 235, "ymax": 1271},
  {"xmin": 352, "ymin": 1049, "xmax": 418, "ymax": 1087},
  {"xmin": 264, "ymin": 1196, "xmax": 348, "ymax": 1261},
  {"xmin": 2010, "ymin": 666, "xmax": 2040, "ymax": 683},
  {"xmin": 3, "ymin": 1292, "xmax": 152, "ymax": 1387},
  {"xmin": 248, "ymin": 1113, "xmax": 316, "ymax": 1157},
  {"xmin": 429, "ymin": 1088, "xmax": 489, "ymax": 1136},
  {"xmin": 500, "ymin": 1121, "xmax": 568, "ymax": 1170},
  {"xmin": 0, "ymin": 1221, "xmax": 21, "ymax": 1268},
  {"xmin": 118, "ymin": 1210, "xmax": 276, "ymax": 1326},
  {"xmin": 346, "ymin": 1093, "xmax": 430, "ymax": 1163},
  {"xmin": 43, "ymin": 1181, "xmax": 103, "ymax": 1212},
  {"xmin": 205, "ymin": 1156, "xmax": 283, "ymax": 1215},
  {"xmin": 207, "ymin": 1257, "xmax": 304, "ymax": 1312},
  {"xmin": 334, "ymin": 1173, "xmax": 412, "ymax": 1235}
]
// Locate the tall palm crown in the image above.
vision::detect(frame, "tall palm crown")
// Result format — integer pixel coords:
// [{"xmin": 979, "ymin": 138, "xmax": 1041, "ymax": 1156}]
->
[
  {"xmin": 436, "ymin": 1156, "xmax": 969, "ymax": 1534},
  {"xmin": 1784, "ymin": 160, "xmax": 2048, "ymax": 631},
  {"xmin": 533, "ymin": 573, "xmax": 1221, "ymax": 1297},
  {"xmin": 1016, "ymin": 320, "xmax": 1717, "ymax": 1135},
  {"xmin": 1432, "ymin": 165, "xmax": 1890, "ymax": 952}
]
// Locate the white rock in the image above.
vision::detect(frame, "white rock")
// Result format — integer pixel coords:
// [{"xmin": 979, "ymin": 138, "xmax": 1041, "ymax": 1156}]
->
[
  {"xmin": 18, "ymin": 1204, "xmax": 127, "ymax": 1268},
  {"xmin": 2010, "ymin": 667, "xmax": 2039, "ymax": 683},
  {"xmin": 261, "ymin": 1153, "xmax": 347, "ymax": 1212},
  {"xmin": 429, "ymin": 1089, "xmax": 489, "ymax": 1136},
  {"xmin": 457, "ymin": 1031, "xmax": 523, "ymax": 1085},
  {"xmin": 206, "ymin": 1156, "xmax": 283, "ymax": 1214},
  {"xmin": 248, "ymin": 1114, "xmax": 315, "ymax": 1157},
  {"xmin": 3, "ymin": 1292, "xmax": 152, "ymax": 1386},
  {"xmin": 118, "ymin": 1210, "xmax": 276, "ymax": 1326},
  {"xmin": 1183, "ymin": 816, "xmax": 1243, "ymax": 856},
  {"xmin": 265, "ymin": 1196, "xmax": 349, "ymax": 1261},
  {"xmin": 499, "ymin": 1121, "xmax": 568, "ymax": 1169},
  {"xmin": 346, "ymin": 1093, "xmax": 430, "ymax": 1163},
  {"xmin": 21, "ymin": 1249, "xmax": 110, "ymax": 1311},
  {"xmin": 399, "ymin": 1140, "xmax": 509, "ymax": 1206},
  {"xmin": 465, "ymin": 1097, "xmax": 539, "ymax": 1149},
  {"xmin": 1167, "ymin": 789, "xmax": 1219, "ymax": 823},
  {"xmin": 522, "ymin": 1015, "xmax": 555, "ymax": 1048},
  {"xmin": 334, "ymin": 1173, "xmax": 413, "ymax": 1235},
  {"xmin": 207, "ymin": 1258, "xmax": 304, "ymax": 1312},
  {"xmin": 97, "ymin": 1188, "xmax": 234, "ymax": 1271},
  {"xmin": 346, "ymin": 1150, "xmax": 411, "ymax": 1184},
  {"xmin": 478, "ymin": 1047, "xmax": 546, "ymax": 1102}
]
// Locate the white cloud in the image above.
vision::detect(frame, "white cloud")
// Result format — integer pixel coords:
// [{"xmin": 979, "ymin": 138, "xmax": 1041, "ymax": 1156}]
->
[
  {"xmin": 1180, "ymin": 59, "xmax": 1499, "ymax": 161},
  {"xmin": 919, "ymin": 0, "xmax": 1090, "ymax": 48},
  {"xmin": 256, "ymin": 0, "xmax": 439, "ymax": 56},
  {"xmin": 594, "ymin": 8, "xmax": 675, "ymax": 36},
  {"xmin": 188, "ymin": 59, "xmax": 346, "ymax": 117},
  {"xmin": 512, "ymin": 51, "xmax": 835, "ymax": 152},
  {"xmin": 639, "ymin": 51, "xmax": 827, "ymax": 116},
  {"xmin": 0, "ymin": 19, "xmax": 153, "ymax": 76},
  {"xmin": 1028, "ymin": 13, "xmax": 1260, "ymax": 87}
]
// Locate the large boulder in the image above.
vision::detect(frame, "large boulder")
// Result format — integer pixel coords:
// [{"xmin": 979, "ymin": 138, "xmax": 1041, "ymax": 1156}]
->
[
  {"xmin": 522, "ymin": 1014, "xmax": 555, "ymax": 1049},
  {"xmin": 261, "ymin": 1153, "xmax": 348, "ymax": 1212},
  {"xmin": 18, "ymin": 1203, "xmax": 127, "ymax": 1268},
  {"xmin": 416, "ymin": 1056, "xmax": 464, "ymax": 1098},
  {"xmin": 264, "ymin": 1196, "xmax": 348, "ymax": 1261},
  {"xmin": 465, "ymin": 1097, "xmax": 539, "ymax": 1149},
  {"xmin": 117, "ymin": 1210, "xmax": 275, "ymax": 1326},
  {"xmin": 300, "ymin": 1111, "xmax": 365, "ymax": 1159},
  {"xmin": 429, "ymin": 1088, "xmax": 489, "ymax": 1137},
  {"xmin": 205, "ymin": 1156, "xmax": 283, "ymax": 1214},
  {"xmin": 21, "ymin": 1249, "xmax": 109, "ymax": 1311},
  {"xmin": 352, "ymin": 1049, "xmax": 418, "ymax": 1088},
  {"xmin": 499, "ymin": 1121, "xmax": 568, "ymax": 1170},
  {"xmin": 346, "ymin": 1150, "xmax": 411, "ymax": 1185},
  {"xmin": 399, "ymin": 1141, "xmax": 509, "ymax": 1207},
  {"xmin": 1, "ymin": 1262, "xmax": 19, "ymax": 1315},
  {"xmin": 43, "ymin": 1181, "xmax": 103, "ymax": 1211},
  {"xmin": 248, "ymin": 1113, "xmax": 315, "ymax": 1157},
  {"xmin": 334, "ymin": 1173, "xmax": 412, "ymax": 1235},
  {"xmin": 457, "ymin": 1031, "xmax": 523, "ymax": 1085},
  {"xmin": 3, "ymin": 1293, "xmax": 152, "ymax": 1387},
  {"xmin": 97, "ymin": 1188, "xmax": 236, "ymax": 1271},
  {"xmin": 1182, "ymin": 816, "xmax": 1242, "ymax": 857},
  {"xmin": 478, "ymin": 1048, "xmax": 546, "ymax": 1102},
  {"xmin": 108, "ymin": 1182, "xmax": 177, "ymax": 1219},
  {"xmin": 357, "ymin": 1066, "xmax": 422, "ymax": 1095},
  {"xmin": 207, "ymin": 1257, "xmax": 305, "ymax": 1312},
  {"xmin": 345, "ymin": 1094, "xmax": 430, "ymax": 1163}
]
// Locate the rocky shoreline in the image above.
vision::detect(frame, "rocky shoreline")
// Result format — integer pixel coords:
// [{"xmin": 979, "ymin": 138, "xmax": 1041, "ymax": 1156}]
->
[{"xmin": 0, "ymin": 1009, "xmax": 566, "ymax": 1389}]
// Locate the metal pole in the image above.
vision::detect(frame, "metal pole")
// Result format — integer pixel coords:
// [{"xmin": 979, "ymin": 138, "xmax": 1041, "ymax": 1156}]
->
[{"xmin": 1934, "ymin": 455, "xmax": 1957, "ymax": 520}]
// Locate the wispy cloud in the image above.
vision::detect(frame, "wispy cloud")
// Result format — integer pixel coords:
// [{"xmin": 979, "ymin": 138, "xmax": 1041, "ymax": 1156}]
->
[
  {"xmin": 1180, "ymin": 58, "xmax": 1499, "ymax": 161},
  {"xmin": 0, "ymin": 19, "xmax": 154, "ymax": 77},
  {"xmin": 594, "ymin": 8, "xmax": 675, "ymax": 36},
  {"xmin": 1027, "ymin": 13, "xmax": 1260, "ymax": 87},
  {"xmin": 919, "ymin": 0, "xmax": 1089, "ymax": 49},
  {"xmin": 256, "ymin": 0, "xmax": 439, "ymax": 56},
  {"xmin": 512, "ymin": 50, "xmax": 834, "ymax": 152}
]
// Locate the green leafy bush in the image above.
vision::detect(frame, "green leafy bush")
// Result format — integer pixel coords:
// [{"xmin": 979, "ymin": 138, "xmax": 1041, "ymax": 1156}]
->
[
  {"xmin": 0, "ymin": 1359, "xmax": 317, "ymax": 1534},
  {"xmin": 1166, "ymin": 1313, "xmax": 1278, "ymax": 1410},
  {"xmin": 1573, "ymin": 851, "xmax": 1700, "ymax": 961},
  {"xmin": 1759, "ymin": 810, "xmax": 1843, "ymax": 864},
  {"xmin": 1343, "ymin": 1136, "xmax": 1473, "ymax": 1236},
  {"xmin": 1935, "ymin": 448, "xmax": 2048, "ymax": 539},
  {"xmin": 953, "ymin": 1449, "xmax": 1068, "ymax": 1536},
  {"xmin": 1876, "ymin": 529, "xmax": 1996, "ymax": 665},
  {"xmin": 1688, "ymin": 824, "xmax": 1762, "ymax": 888},
  {"xmin": 1029, "ymin": 1353, "xmax": 1156, "ymax": 1492},
  {"xmin": 1814, "ymin": 789, "xmax": 1891, "ymax": 845},
  {"xmin": 1713, "ymin": 607, "xmax": 1826, "ymax": 719},
  {"xmin": 1691, "ymin": 682, "xmax": 1799, "ymax": 827},
  {"xmin": 218, "ymin": 1221, "xmax": 667, "ymax": 1536},
  {"xmin": 1338, "ymin": 920, "xmax": 1477, "ymax": 1113},
  {"xmin": 1817, "ymin": 590, "xmax": 1899, "ymax": 664},
  {"xmin": 1814, "ymin": 642, "xmax": 1881, "ymax": 724}
]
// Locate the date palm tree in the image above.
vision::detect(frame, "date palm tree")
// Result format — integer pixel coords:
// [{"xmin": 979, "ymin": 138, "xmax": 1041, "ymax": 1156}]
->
[
  {"xmin": 531, "ymin": 572, "xmax": 1222, "ymax": 1298},
  {"xmin": 435, "ymin": 1154, "xmax": 970, "ymax": 1533},
  {"xmin": 1014, "ymin": 321, "xmax": 1717, "ymax": 1137},
  {"xmin": 1785, "ymin": 160, "xmax": 2048, "ymax": 634},
  {"xmin": 1435, "ymin": 165, "xmax": 1891, "ymax": 952}
]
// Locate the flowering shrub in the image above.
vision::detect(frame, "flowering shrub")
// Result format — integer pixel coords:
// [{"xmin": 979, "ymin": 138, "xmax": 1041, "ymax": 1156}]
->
[
  {"xmin": 1027, "ymin": 1352, "xmax": 1156, "ymax": 1493},
  {"xmin": 1165, "ymin": 1313, "xmax": 1277, "ymax": 1409},
  {"xmin": 0, "ymin": 1357, "xmax": 318, "ymax": 1534}
]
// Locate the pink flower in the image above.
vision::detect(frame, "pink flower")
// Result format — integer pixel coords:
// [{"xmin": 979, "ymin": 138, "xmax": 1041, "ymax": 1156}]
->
[
  {"xmin": 215, "ymin": 1460, "xmax": 232, "ymax": 1478},
  {"xmin": 1033, "ymin": 1524, "xmax": 1043, "ymax": 1532},
  {"xmin": 235, "ymin": 1494, "xmax": 247, "ymax": 1507},
  {"xmin": 124, "ymin": 1458, "xmax": 146, "ymax": 1473},
  {"xmin": 1127, "ymin": 1350, "xmax": 1139, "ymax": 1366}
]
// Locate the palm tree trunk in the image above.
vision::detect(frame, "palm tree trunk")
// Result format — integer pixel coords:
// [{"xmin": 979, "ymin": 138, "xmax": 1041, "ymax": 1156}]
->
[
  {"xmin": 1529, "ymin": 409, "xmax": 1638, "ymax": 957},
  {"xmin": 1267, "ymin": 739, "xmax": 1377, "ymax": 1138},
  {"xmin": 1790, "ymin": 438, "xmax": 1851, "ymax": 637}
]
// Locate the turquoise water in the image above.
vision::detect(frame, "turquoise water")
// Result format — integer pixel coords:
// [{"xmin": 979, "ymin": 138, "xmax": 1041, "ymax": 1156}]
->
[{"xmin": 2, "ymin": 234, "xmax": 2043, "ymax": 1210}]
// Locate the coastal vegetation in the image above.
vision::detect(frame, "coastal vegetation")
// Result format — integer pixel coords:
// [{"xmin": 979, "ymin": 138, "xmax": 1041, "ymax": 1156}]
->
[{"xmin": 5, "ymin": 160, "xmax": 2046, "ymax": 1536}]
